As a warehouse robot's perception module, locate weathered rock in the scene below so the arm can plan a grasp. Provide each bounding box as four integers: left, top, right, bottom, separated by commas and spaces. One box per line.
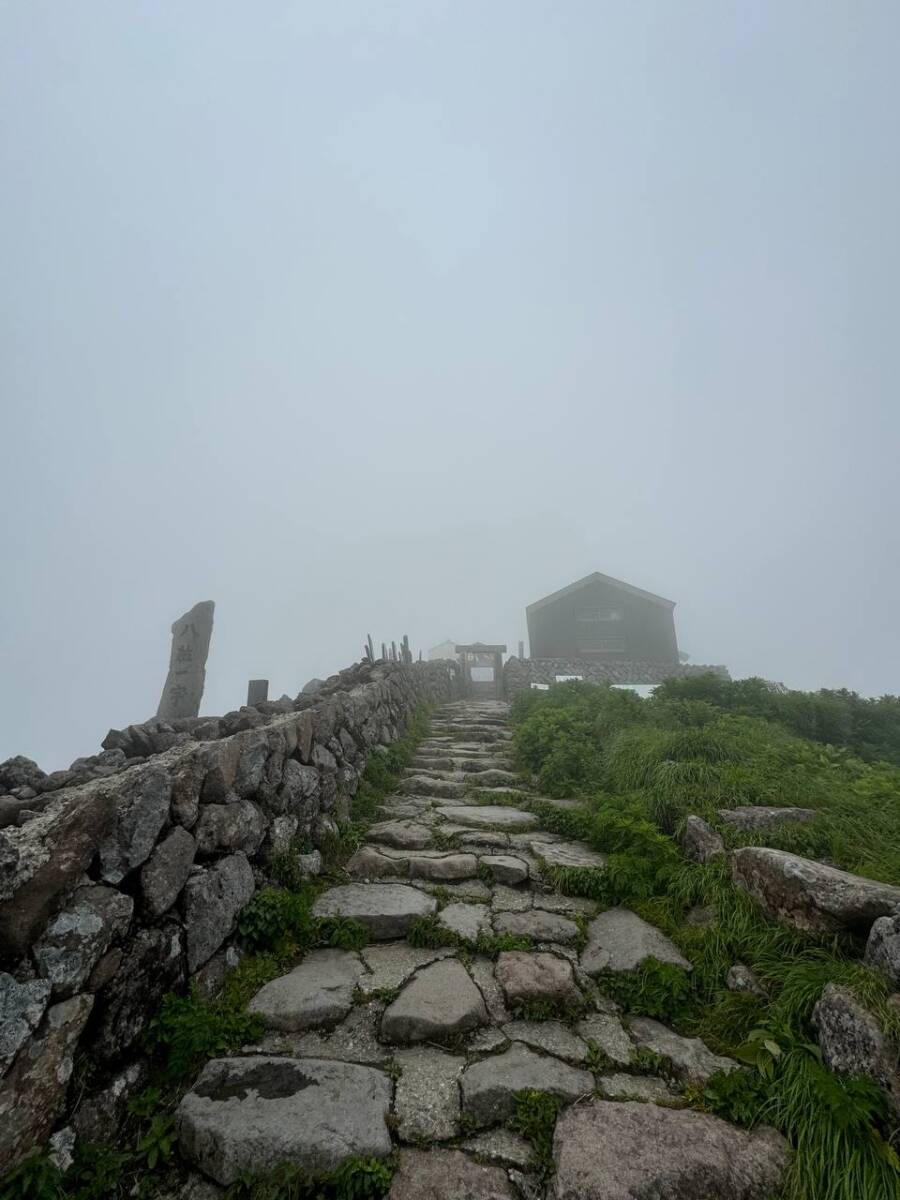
719, 805, 816, 830
572, 1013, 631, 1067
278, 759, 320, 816
435, 805, 539, 830
157, 600, 215, 720
194, 798, 266, 857
141, 827, 196, 916
183, 852, 255, 972
438, 902, 491, 942
177, 1057, 392, 1184
260, 998, 390, 1067
491, 883, 533, 913
382, 958, 488, 1043
313, 883, 436, 940
551, 1099, 789, 1199
595, 1073, 679, 1102
33, 884, 133, 997
0, 756, 46, 792
99, 765, 172, 883
358, 943, 455, 997
812, 982, 900, 1113
401, 776, 466, 799
248, 950, 363, 1031
461, 1043, 593, 1128
495, 951, 581, 1008
0, 993, 94, 1174
368, 820, 433, 850
462, 1128, 532, 1170
502, 1019, 588, 1064
865, 913, 900, 986
532, 840, 607, 871
494, 909, 580, 944
627, 1017, 739, 1084
479, 855, 528, 885
0, 973, 51, 1076
389, 1148, 515, 1200
726, 963, 766, 996
72, 1059, 148, 1144
394, 1046, 464, 1141
730, 847, 900, 934
681, 815, 725, 864
408, 852, 479, 882
581, 908, 691, 974
91, 925, 184, 1061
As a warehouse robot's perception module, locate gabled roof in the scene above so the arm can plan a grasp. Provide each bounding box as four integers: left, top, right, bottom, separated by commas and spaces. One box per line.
526, 572, 676, 614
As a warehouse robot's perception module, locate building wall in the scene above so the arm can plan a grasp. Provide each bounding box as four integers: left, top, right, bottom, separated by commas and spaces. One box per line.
527, 578, 678, 662
504, 656, 730, 697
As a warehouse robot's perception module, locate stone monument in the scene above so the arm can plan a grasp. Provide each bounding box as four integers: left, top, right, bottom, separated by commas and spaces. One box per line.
156, 601, 215, 719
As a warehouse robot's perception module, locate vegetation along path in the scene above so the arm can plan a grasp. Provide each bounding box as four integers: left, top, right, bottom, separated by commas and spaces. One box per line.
160, 685, 900, 1200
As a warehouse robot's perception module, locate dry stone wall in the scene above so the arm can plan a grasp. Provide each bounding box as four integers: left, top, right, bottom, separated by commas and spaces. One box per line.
503, 655, 730, 697
0, 658, 458, 1174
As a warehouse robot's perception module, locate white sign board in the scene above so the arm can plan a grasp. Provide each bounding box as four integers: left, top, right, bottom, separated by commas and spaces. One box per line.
554, 675, 583, 683
530, 683, 550, 690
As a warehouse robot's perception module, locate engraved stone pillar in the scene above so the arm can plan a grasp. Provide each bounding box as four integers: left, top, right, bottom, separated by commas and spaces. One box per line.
247, 679, 269, 706
156, 601, 215, 719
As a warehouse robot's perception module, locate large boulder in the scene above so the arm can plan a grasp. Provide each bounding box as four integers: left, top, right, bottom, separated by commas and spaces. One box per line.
177, 1057, 392, 1185
247, 951, 364, 1032
33, 884, 133, 997
0, 993, 94, 1174
681, 815, 725, 864
99, 764, 172, 884
494, 951, 581, 1008
141, 827, 196, 917
381, 958, 488, 1043
0, 973, 51, 1076
865, 913, 900, 986
730, 847, 900, 934
627, 1017, 739, 1084
550, 1099, 789, 1200
183, 853, 255, 972
812, 983, 900, 1115
581, 908, 691, 974
718, 806, 816, 830
312, 883, 436, 940
90, 925, 185, 1061
461, 1043, 593, 1128
0, 756, 46, 792
194, 798, 266, 857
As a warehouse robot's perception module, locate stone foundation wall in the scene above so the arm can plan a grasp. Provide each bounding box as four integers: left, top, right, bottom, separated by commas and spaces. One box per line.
0, 658, 459, 1174
503, 656, 730, 698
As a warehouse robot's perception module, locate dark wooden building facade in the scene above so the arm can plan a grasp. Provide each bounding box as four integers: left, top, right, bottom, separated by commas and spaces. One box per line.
526, 572, 679, 663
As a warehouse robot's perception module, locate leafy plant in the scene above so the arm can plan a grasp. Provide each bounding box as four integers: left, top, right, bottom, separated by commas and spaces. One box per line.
0, 1154, 64, 1200
145, 987, 265, 1083
225, 1156, 393, 1199
134, 1113, 177, 1170
508, 1090, 563, 1184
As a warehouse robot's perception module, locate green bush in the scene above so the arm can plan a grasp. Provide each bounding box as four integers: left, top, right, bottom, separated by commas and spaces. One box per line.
226, 1157, 393, 1199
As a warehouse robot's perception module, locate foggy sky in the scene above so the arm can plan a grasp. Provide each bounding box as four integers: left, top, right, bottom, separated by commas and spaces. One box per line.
2, 2, 898, 770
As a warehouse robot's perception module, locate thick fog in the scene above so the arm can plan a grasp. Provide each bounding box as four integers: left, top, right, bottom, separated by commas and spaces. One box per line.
2, 2, 898, 769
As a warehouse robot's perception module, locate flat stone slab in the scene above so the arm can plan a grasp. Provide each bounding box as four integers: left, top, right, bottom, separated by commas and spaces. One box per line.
416, 879, 493, 903
382, 958, 488, 1043
388, 1148, 515, 1199
247, 950, 363, 1032
627, 1017, 739, 1084
491, 884, 532, 913
256, 1000, 390, 1067
461, 1043, 593, 1128
495, 951, 582, 1008
469, 956, 510, 1024
502, 1019, 589, 1064
401, 777, 466, 799
438, 902, 491, 942
596, 1073, 679, 1102
534, 892, 598, 916
479, 855, 529, 885
393, 1047, 464, 1142
358, 943, 455, 997
435, 805, 539, 831
346, 845, 479, 882
458, 831, 510, 850
577, 1014, 634, 1068
177, 1057, 392, 1185
494, 908, 580, 944
551, 1098, 789, 1200
367, 820, 434, 849
581, 908, 691, 974
718, 806, 816, 830
531, 839, 607, 870
313, 883, 436, 940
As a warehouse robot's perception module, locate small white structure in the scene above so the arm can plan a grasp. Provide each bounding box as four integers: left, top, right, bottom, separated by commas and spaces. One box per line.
428, 639, 457, 661
611, 683, 658, 699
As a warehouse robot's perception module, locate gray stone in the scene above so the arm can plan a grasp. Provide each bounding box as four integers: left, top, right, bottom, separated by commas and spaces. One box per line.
491, 884, 532, 912
495, 951, 581, 1008
141, 826, 196, 916
91, 925, 184, 1061
681, 815, 725, 864
479, 855, 528, 885
467, 1027, 509, 1055
532, 892, 597, 916
459, 831, 509, 850
685, 904, 716, 927
494, 908, 580, 945
719, 805, 816, 830
502, 1020, 588, 1063
0, 993, 94, 1174
0, 973, 51, 1076
368, 820, 433, 849
183, 852, 255, 972
394, 1046, 464, 1141
157, 601, 215, 720
33, 884, 133, 997
435, 805, 539, 830
865, 913, 900, 986
382, 958, 488, 1043
461, 1043, 593, 1128
278, 760, 320, 815
730, 847, 900, 934
409, 851, 479, 882
627, 1017, 739, 1084
257, 999, 390, 1067
177, 1057, 392, 1185
420, 878, 493, 903
532, 840, 607, 870
389, 1148, 515, 1200
99, 765, 172, 883
581, 908, 691, 974
195, 798, 266, 857
463, 1129, 531, 1171
812, 982, 900, 1114
576, 1013, 634, 1068
438, 902, 491, 942
313, 883, 436, 940
358, 943, 455, 997
72, 1059, 148, 1143
248, 950, 364, 1031
551, 1099, 789, 1200
726, 963, 766, 996
0, 756, 46, 792
596, 1073, 678, 1102
469, 956, 510, 1023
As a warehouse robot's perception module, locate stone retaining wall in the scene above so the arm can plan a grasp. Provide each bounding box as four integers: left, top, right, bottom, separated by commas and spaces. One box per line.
0, 658, 459, 1174
503, 655, 730, 697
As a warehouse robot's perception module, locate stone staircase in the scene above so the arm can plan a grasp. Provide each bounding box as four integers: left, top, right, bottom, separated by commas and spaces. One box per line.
173, 701, 789, 1199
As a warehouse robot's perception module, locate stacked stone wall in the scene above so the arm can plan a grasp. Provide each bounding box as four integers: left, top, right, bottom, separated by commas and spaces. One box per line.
0, 658, 459, 1173
503, 655, 730, 697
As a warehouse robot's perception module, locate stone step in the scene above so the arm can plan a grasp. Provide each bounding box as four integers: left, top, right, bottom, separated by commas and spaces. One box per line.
312, 883, 436, 940
434, 804, 540, 831
347, 844, 480, 883
580, 908, 692, 975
